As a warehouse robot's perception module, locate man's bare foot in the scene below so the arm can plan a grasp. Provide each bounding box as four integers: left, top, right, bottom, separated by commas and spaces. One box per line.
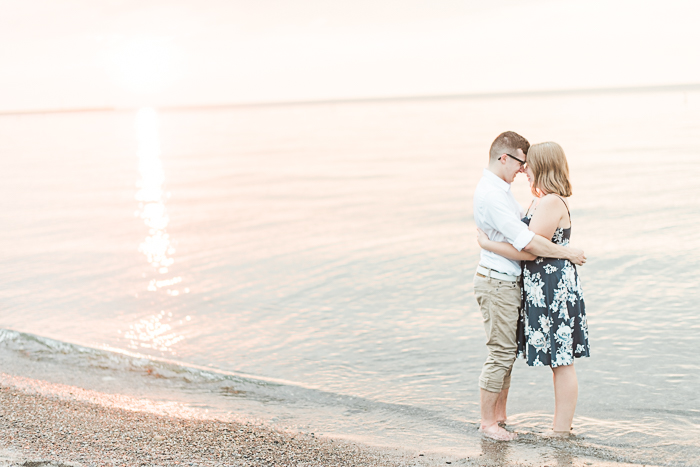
479, 423, 517, 441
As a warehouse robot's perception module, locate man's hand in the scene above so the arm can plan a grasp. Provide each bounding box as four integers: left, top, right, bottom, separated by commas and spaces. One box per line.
567, 247, 586, 266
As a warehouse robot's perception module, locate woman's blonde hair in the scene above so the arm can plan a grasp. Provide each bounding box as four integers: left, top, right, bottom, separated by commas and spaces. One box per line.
528, 142, 572, 197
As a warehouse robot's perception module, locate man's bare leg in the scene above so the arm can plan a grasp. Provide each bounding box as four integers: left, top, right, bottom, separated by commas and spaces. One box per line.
480, 389, 516, 440
495, 387, 509, 425
552, 364, 578, 433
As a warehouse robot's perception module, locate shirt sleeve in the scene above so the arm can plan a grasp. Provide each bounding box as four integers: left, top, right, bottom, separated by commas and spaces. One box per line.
482, 193, 535, 251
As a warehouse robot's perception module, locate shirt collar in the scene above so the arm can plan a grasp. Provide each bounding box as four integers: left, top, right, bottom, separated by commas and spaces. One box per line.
483, 168, 511, 192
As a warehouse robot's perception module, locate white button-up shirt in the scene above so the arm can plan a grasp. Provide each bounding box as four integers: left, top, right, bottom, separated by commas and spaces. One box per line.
473, 169, 535, 276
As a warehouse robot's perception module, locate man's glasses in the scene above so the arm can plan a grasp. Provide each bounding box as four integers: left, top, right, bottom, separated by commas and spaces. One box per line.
505, 153, 526, 168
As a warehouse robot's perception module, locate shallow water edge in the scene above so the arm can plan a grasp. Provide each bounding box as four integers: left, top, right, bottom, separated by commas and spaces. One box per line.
0, 328, 679, 467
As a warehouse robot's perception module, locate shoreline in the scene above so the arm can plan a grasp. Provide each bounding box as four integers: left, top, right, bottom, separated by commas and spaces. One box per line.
0, 377, 649, 467
0, 381, 456, 467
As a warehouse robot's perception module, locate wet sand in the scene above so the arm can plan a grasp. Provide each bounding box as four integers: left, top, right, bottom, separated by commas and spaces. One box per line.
0, 380, 647, 467
0, 382, 469, 467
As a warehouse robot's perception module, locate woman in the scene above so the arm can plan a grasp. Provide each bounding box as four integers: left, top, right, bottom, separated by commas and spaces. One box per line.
477, 141, 589, 435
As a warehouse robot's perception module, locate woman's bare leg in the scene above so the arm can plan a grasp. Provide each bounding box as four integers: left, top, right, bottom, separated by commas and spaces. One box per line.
551, 363, 578, 432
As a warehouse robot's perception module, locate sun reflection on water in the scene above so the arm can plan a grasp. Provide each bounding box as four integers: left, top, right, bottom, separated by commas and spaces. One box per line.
124, 311, 183, 352
135, 108, 174, 274
126, 107, 187, 353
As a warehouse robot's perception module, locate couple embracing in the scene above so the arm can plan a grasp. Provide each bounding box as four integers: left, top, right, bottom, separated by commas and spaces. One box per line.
473, 131, 590, 441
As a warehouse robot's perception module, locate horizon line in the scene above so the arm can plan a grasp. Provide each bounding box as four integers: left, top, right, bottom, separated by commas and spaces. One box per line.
2, 82, 699, 116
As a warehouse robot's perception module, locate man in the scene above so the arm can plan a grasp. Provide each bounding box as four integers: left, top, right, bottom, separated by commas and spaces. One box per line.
473, 131, 586, 441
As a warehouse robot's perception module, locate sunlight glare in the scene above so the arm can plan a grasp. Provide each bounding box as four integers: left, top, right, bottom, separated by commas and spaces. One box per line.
135, 107, 174, 273
124, 311, 185, 352
129, 107, 187, 354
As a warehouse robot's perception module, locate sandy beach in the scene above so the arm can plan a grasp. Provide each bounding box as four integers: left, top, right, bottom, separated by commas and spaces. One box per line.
0, 383, 403, 467
0, 382, 470, 467
0, 379, 650, 467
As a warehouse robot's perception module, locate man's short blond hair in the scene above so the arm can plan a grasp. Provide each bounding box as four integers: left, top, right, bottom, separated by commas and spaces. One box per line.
489, 131, 530, 162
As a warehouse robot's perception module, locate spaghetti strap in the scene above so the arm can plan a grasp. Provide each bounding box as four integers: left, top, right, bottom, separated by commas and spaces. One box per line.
525, 195, 570, 224
524, 199, 536, 217
553, 194, 571, 222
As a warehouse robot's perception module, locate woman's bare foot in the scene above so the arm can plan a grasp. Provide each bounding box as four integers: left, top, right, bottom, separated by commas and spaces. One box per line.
479, 423, 517, 441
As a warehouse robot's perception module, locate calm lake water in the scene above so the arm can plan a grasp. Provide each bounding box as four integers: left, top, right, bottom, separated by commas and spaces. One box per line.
1, 90, 699, 466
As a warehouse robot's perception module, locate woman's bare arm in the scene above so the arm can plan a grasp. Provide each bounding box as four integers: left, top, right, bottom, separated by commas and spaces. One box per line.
477, 229, 537, 261
527, 194, 567, 239
521, 195, 586, 265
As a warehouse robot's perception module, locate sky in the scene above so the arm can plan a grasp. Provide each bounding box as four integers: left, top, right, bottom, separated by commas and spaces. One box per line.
1, 0, 700, 111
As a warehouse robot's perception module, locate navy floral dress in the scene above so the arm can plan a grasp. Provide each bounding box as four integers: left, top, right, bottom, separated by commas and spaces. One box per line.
516, 199, 590, 367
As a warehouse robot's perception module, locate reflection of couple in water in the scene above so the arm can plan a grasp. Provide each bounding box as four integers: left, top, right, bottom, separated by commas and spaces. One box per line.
473, 131, 590, 441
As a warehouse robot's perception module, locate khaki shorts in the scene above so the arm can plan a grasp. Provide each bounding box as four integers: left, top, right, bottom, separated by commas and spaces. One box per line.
473, 273, 521, 393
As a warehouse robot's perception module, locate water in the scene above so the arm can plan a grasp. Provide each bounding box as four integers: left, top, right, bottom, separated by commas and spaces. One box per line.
1, 90, 699, 466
